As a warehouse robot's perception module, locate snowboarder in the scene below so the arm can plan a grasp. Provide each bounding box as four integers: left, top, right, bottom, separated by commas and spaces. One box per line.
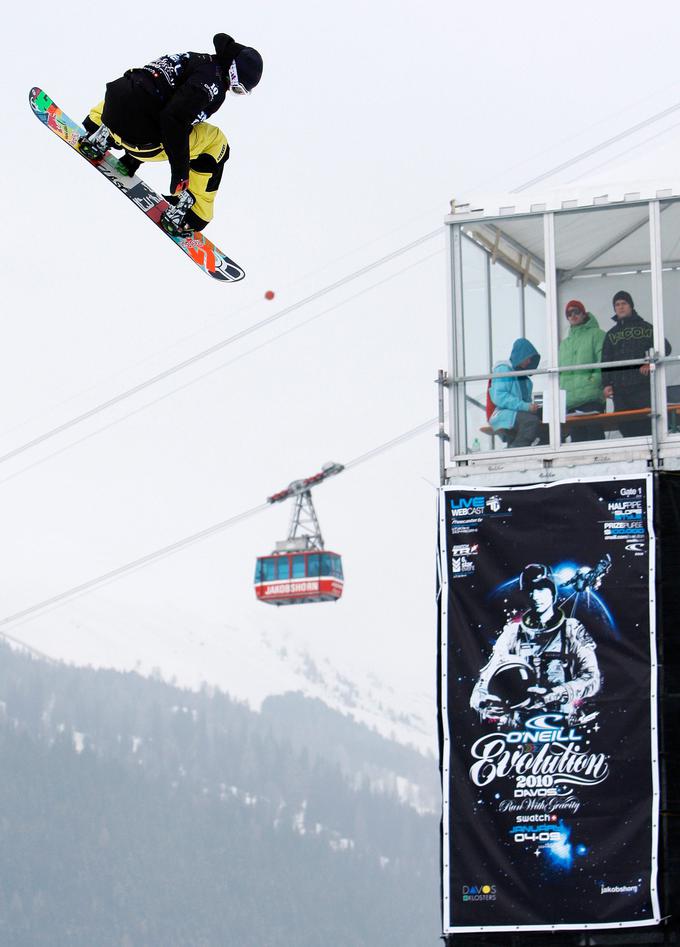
78, 34, 263, 235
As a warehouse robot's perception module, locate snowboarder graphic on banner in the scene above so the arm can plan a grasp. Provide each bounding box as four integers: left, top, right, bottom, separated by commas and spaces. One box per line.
78, 34, 263, 235
470, 563, 601, 727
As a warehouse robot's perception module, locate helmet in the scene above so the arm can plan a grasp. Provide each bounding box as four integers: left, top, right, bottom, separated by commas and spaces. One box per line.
486, 661, 537, 710
213, 34, 263, 93
519, 563, 556, 599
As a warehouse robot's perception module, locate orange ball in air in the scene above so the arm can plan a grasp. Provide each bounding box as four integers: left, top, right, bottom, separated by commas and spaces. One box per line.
264, 290, 275, 300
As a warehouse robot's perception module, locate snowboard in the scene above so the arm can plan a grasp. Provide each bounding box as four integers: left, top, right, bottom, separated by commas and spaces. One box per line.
29, 87, 245, 283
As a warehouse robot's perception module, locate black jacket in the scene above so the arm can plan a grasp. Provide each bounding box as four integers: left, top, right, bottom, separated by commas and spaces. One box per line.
601, 311, 671, 393
123, 52, 228, 188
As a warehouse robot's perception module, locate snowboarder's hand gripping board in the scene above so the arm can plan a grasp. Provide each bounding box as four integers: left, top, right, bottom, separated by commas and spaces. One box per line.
28, 87, 245, 283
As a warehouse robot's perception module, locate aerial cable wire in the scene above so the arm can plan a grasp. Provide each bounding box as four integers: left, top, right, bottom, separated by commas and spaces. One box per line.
0, 228, 439, 446
465, 79, 680, 197
564, 117, 680, 186
344, 418, 438, 470
0, 414, 442, 644
10, 86, 655, 446
0, 502, 269, 636
4, 92, 679, 666
7, 96, 680, 650
6, 100, 680, 639
0, 229, 442, 469
17, 81, 667, 447
5, 98, 680, 646
5, 96, 680, 468
512, 100, 680, 193
0, 628, 54, 662
0, 248, 444, 487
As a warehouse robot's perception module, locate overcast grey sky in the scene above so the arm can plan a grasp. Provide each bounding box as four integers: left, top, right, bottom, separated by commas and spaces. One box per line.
3, 0, 680, 719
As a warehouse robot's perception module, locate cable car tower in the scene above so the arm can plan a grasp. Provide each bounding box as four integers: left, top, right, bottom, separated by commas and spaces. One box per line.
254, 462, 345, 606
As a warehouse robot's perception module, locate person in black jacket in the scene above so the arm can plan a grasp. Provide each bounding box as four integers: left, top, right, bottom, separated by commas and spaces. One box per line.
601, 290, 671, 436
78, 34, 263, 234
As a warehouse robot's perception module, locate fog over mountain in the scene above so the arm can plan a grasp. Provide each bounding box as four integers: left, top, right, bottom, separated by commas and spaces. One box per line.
0, 639, 440, 946
9, 592, 437, 755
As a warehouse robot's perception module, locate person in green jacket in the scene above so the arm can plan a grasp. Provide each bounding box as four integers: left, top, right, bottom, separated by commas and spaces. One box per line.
558, 299, 606, 442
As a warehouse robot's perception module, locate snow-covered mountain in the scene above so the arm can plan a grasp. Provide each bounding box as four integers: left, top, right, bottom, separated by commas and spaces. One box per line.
0, 640, 441, 946
6, 592, 437, 757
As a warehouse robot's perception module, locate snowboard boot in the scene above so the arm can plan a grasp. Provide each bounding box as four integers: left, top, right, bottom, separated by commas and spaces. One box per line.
116, 152, 142, 177
163, 195, 209, 233
161, 190, 198, 237
78, 121, 113, 161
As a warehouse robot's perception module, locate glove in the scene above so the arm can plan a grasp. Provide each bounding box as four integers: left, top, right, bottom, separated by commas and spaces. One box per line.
171, 177, 190, 195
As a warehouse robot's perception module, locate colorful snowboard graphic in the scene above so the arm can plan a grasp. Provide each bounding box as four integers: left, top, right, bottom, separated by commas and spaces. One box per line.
29, 87, 245, 283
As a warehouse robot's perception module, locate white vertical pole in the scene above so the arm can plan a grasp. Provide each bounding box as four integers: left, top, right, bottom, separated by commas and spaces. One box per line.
649, 200, 667, 448
543, 212, 561, 449
449, 223, 467, 456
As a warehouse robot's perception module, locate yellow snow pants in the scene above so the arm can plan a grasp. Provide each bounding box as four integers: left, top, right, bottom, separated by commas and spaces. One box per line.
88, 101, 229, 225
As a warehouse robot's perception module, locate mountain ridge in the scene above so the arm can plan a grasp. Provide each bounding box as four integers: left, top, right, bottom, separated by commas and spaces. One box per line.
0, 638, 440, 946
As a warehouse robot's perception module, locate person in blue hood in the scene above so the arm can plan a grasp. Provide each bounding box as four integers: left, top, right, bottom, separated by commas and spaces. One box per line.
489, 338, 543, 447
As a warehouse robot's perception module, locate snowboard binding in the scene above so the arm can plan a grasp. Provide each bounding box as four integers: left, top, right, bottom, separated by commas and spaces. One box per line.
78, 122, 113, 161
161, 190, 196, 237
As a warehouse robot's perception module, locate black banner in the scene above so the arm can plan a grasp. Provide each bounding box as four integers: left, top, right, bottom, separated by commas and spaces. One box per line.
438, 475, 660, 933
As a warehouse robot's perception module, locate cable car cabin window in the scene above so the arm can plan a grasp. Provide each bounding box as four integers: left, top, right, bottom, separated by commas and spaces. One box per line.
307, 554, 320, 576
322, 553, 343, 578
255, 558, 276, 581
292, 556, 305, 578
277, 556, 290, 579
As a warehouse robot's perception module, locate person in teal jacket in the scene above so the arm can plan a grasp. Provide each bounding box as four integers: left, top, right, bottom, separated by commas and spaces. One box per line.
489, 338, 542, 447
558, 300, 606, 442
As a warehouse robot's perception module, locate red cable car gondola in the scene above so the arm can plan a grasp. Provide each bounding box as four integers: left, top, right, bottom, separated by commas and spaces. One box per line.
254, 462, 344, 606
254, 548, 344, 605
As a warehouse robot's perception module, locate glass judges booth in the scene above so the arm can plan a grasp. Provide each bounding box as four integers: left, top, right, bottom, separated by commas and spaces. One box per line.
445, 187, 680, 469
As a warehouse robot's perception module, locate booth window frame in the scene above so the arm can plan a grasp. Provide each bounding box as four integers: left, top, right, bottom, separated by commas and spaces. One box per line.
446, 196, 680, 460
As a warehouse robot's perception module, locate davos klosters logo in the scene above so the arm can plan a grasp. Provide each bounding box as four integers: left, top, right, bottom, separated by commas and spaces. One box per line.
462, 883, 496, 902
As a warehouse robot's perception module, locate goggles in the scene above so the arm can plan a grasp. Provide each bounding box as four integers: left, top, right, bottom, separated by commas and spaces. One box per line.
228, 60, 250, 95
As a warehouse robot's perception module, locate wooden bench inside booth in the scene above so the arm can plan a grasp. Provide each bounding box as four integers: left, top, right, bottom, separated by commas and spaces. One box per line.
478, 404, 680, 441
564, 403, 680, 434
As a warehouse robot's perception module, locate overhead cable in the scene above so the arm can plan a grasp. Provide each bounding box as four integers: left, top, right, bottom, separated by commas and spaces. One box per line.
0, 415, 440, 640
0, 249, 444, 488
512, 100, 680, 193
7, 94, 680, 470
0, 502, 269, 634
0, 229, 442, 469
564, 117, 680, 185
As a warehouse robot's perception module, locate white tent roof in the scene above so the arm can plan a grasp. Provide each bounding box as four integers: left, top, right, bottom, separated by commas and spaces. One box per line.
448, 181, 680, 283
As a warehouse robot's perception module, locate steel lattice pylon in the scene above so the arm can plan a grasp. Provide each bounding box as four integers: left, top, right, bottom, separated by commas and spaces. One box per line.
286, 488, 324, 549
267, 462, 344, 553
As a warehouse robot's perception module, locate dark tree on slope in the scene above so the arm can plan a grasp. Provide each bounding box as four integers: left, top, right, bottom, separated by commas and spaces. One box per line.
0, 643, 439, 946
